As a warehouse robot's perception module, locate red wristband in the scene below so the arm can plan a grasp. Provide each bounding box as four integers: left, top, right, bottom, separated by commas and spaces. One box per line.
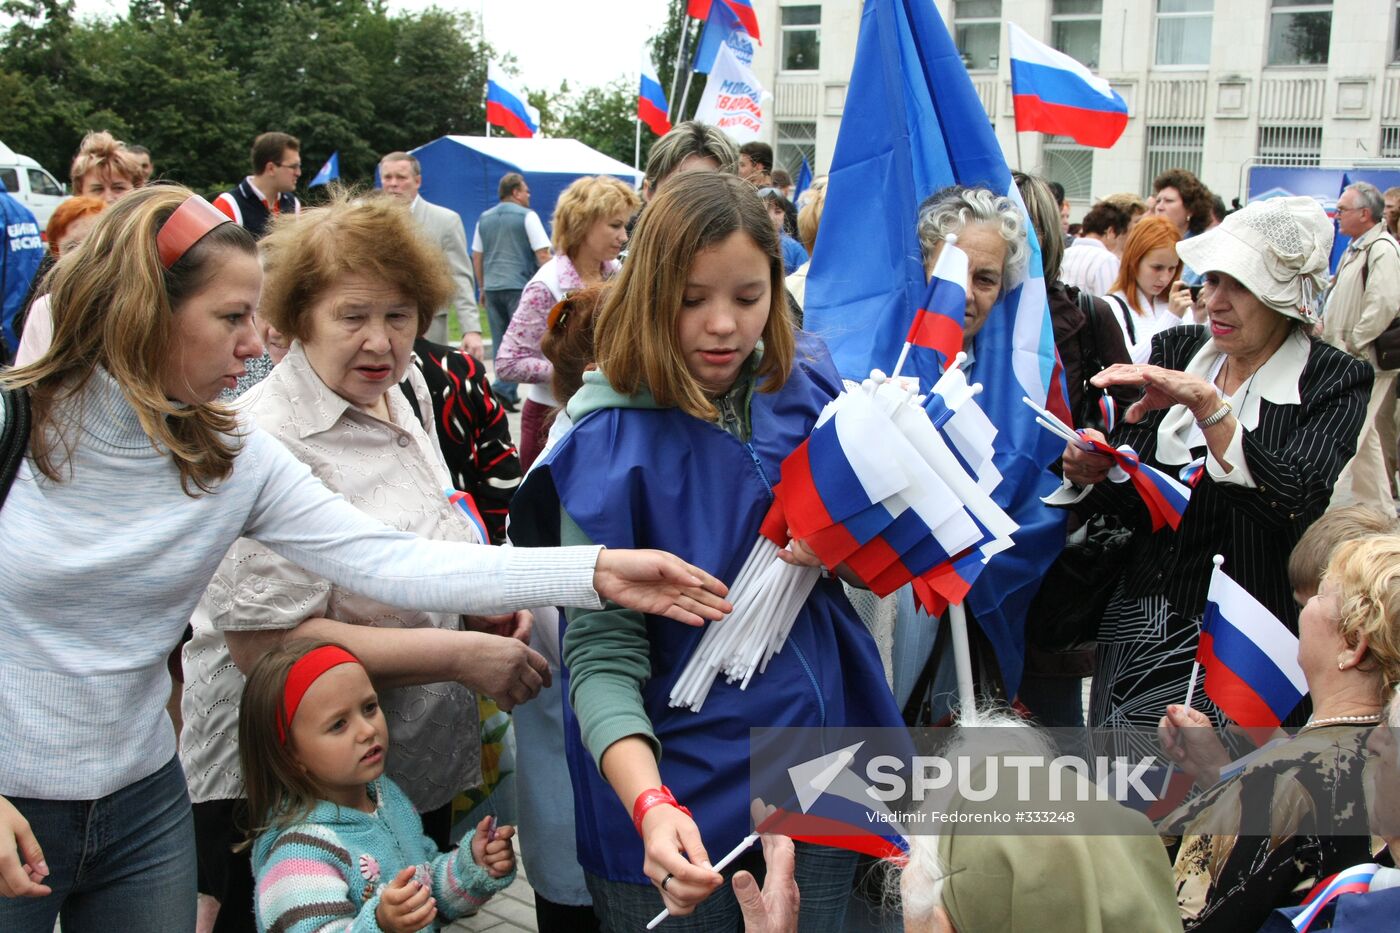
632, 785, 692, 837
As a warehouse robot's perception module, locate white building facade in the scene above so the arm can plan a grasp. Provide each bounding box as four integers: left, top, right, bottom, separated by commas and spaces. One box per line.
748, 0, 1400, 216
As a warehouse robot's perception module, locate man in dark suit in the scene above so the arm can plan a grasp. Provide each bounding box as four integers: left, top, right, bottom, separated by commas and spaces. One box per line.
379, 151, 483, 360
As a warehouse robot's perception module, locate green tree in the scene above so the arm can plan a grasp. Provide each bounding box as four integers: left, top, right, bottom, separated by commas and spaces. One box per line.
244, 4, 376, 181
558, 80, 646, 167
67, 13, 249, 192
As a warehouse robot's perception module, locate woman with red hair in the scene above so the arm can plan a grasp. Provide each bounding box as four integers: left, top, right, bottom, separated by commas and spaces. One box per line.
1104, 215, 1183, 363
13, 198, 107, 366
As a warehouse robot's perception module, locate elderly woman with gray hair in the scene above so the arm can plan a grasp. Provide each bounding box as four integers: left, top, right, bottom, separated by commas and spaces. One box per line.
1057, 196, 1371, 757
889, 187, 1031, 715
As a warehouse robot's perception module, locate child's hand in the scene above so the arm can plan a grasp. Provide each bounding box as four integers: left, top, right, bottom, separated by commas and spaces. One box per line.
375, 866, 437, 933
640, 806, 722, 916
470, 815, 517, 879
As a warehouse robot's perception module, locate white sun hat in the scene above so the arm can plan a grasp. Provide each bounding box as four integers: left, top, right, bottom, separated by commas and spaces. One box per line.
1175, 195, 1333, 325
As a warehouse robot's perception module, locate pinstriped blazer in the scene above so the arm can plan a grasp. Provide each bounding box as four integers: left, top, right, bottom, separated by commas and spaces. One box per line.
1078, 325, 1371, 629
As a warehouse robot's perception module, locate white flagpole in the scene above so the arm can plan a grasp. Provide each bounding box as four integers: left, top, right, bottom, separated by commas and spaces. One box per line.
635, 63, 643, 172
677, 64, 698, 122
667, 5, 693, 124
1159, 554, 1219, 798
646, 833, 761, 929
948, 601, 976, 718
1157, 659, 1201, 799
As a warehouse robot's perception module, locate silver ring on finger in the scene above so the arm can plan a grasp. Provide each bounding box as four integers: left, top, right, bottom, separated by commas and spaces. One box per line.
662, 872, 674, 891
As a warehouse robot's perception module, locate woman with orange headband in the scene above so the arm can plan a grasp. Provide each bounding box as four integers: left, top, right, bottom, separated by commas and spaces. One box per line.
0, 185, 730, 933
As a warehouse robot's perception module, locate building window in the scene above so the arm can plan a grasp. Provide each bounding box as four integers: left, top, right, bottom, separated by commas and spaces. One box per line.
1393, 0, 1400, 62
1051, 0, 1102, 69
1155, 0, 1213, 67
954, 0, 1001, 72
776, 121, 817, 175
1042, 136, 1093, 207
781, 5, 821, 71
1267, 0, 1331, 66
1142, 125, 1205, 192
1381, 125, 1400, 158
1257, 125, 1323, 165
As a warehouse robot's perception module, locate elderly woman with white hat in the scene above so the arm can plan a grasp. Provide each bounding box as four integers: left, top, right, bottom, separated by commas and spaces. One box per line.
1059, 196, 1372, 755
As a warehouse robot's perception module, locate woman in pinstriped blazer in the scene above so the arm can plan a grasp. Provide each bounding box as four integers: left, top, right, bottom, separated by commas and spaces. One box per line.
1056, 197, 1371, 757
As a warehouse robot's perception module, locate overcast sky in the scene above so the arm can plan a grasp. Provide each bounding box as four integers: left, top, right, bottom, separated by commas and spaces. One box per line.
64, 0, 671, 93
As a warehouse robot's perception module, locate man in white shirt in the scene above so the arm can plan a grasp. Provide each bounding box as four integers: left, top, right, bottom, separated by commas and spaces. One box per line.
1060, 200, 1131, 296
380, 152, 483, 359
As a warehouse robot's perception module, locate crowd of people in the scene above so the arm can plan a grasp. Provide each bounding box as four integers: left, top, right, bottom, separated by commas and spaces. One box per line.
0, 119, 1398, 933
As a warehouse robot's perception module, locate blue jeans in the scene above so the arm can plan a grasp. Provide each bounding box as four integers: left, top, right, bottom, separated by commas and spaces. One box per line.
0, 756, 196, 933
484, 288, 523, 403
585, 841, 856, 932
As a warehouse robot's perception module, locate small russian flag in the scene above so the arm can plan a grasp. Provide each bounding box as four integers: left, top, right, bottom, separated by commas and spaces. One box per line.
905, 238, 968, 374
1007, 22, 1128, 149
638, 63, 672, 137
447, 489, 489, 544
1198, 557, 1308, 730
1291, 863, 1381, 932
486, 63, 540, 139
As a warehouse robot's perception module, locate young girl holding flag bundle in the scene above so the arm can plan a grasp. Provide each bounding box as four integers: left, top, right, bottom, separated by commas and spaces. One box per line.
509, 171, 904, 930
239, 642, 516, 933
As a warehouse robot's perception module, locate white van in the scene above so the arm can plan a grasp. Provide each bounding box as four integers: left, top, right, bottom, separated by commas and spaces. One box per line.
0, 140, 66, 229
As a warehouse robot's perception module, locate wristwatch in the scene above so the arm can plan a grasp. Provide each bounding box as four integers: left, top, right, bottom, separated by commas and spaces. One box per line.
1196, 400, 1232, 428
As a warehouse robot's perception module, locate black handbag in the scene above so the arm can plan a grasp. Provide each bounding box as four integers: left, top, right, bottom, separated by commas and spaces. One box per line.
0, 385, 30, 506
1025, 515, 1132, 651
1024, 290, 1133, 652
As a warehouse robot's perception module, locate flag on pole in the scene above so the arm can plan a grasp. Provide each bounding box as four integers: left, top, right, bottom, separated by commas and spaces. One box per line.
1007, 22, 1128, 148
692, 44, 766, 143
686, 0, 712, 18
754, 742, 910, 861
718, 0, 760, 40
1198, 559, 1308, 729
801, 0, 1068, 695
486, 63, 540, 138
639, 63, 672, 136
307, 151, 339, 188
794, 156, 813, 203
693, 0, 756, 73
904, 239, 969, 373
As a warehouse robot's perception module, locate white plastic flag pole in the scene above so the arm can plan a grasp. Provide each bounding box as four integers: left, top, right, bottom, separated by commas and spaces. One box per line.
646, 832, 761, 929
948, 601, 977, 717
1158, 659, 1201, 799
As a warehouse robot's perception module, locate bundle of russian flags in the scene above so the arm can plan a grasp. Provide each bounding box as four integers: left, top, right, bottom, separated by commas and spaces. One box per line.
670, 342, 1017, 712
1024, 396, 1191, 532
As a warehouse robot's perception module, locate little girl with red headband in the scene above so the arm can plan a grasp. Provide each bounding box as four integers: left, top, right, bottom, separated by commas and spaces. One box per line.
239, 642, 516, 933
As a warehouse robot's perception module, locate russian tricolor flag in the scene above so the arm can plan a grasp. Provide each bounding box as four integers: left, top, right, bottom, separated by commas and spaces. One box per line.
486, 63, 540, 139
1291, 864, 1381, 932
1198, 558, 1307, 730
754, 742, 909, 862
1007, 22, 1127, 149
905, 238, 968, 374
638, 64, 671, 137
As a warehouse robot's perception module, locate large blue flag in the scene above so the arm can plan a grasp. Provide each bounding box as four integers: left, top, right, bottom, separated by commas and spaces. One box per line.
803, 0, 1067, 695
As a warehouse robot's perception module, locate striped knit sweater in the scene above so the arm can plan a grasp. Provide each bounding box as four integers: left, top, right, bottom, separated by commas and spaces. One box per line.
252, 777, 513, 932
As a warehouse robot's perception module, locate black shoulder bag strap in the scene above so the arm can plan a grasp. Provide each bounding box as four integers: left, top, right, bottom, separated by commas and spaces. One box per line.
1074, 289, 1106, 429
1106, 294, 1136, 345
0, 386, 32, 508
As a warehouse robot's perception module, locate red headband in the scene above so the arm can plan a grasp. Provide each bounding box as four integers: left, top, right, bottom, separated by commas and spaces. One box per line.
278, 645, 361, 744
156, 195, 232, 270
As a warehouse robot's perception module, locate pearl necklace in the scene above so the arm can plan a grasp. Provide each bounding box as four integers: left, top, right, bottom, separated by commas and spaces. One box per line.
1302, 713, 1383, 729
